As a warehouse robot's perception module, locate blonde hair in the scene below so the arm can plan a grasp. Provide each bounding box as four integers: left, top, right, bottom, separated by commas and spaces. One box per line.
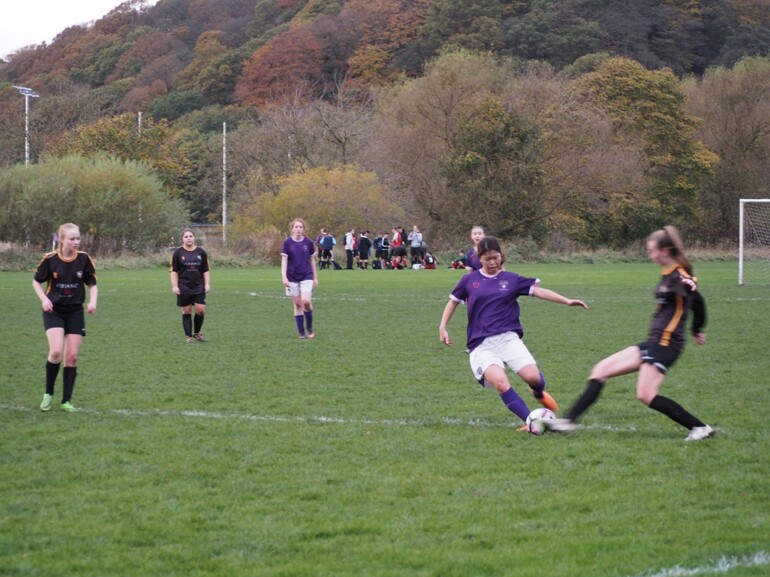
58, 223, 80, 241
649, 225, 692, 274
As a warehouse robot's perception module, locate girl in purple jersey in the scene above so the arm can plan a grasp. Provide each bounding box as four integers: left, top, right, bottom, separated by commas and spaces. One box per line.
281, 218, 318, 339
33, 223, 98, 412
545, 226, 713, 441
464, 226, 485, 271
439, 236, 588, 428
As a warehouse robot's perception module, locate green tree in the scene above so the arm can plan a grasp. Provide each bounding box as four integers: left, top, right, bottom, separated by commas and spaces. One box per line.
0, 155, 187, 252
576, 57, 718, 234
147, 90, 209, 121
49, 113, 200, 201
444, 96, 544, 239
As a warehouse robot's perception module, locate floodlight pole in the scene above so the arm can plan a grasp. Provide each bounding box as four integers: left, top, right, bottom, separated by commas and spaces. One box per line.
222, 122, 227, 248
12, 85, 40, 165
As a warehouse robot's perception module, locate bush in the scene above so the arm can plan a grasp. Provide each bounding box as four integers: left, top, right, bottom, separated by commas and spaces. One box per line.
0, 155, 189, 254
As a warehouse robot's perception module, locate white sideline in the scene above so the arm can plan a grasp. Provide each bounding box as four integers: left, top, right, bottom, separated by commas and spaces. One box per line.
629, 551, 770, 577
0, 403, 637, 431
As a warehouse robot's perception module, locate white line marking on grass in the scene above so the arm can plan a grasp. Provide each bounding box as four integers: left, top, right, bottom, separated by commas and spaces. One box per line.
629, 551, 770, 577
1, 403, 637, 432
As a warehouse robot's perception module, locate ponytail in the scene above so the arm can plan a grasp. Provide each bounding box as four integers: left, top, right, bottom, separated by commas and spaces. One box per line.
649, 226, 692, 274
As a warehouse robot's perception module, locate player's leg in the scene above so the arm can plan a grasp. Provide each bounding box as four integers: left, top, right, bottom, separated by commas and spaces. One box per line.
61, 332, 83, 410
300, 281, 314, 338
638, 348, 713, 440
193, 299, 206, 341
41, 325, 65, 411
545, 345, 642, 432
518, 365, 559, 412
179, 299, 193, 342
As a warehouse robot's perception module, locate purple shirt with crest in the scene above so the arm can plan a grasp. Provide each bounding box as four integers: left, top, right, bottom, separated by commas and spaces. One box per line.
450, 270, 539, 351
281, 236, 316, 282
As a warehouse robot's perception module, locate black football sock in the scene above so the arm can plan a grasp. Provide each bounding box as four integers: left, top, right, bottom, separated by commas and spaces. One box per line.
194, 314, 204, 334
649, 395, 705, 429
45, 361, 61, 395
182, 313, 192, 337
62, 367, 77, 403
565, 379, 605, 422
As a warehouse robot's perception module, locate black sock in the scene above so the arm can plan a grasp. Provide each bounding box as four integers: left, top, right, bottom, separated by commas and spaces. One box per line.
62, 366, 77, 403
45, 361, 60, 395
649, 395, 705, 429
182, 313, 192, 337
566, 379, 605, 422
194, 314, 204, 334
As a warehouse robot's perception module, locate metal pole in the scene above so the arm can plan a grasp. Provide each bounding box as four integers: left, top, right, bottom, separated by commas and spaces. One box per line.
738, 199, 745, 286
222, 122, 227, 248
12, 86, 40, 165
24, 94, 30, 165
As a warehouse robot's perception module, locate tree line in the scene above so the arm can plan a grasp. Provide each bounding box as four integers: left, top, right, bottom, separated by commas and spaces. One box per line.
0, 0, 768, 252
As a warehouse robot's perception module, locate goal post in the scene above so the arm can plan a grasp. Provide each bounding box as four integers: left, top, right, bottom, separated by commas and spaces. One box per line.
738, 199, 770, 285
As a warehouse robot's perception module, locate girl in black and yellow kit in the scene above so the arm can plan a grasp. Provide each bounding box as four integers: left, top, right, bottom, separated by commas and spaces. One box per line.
545, 226, 714, 441
32, 223, 98, 412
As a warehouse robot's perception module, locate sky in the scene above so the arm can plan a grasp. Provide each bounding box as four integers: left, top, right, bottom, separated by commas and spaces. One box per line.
1, 0, 160, 60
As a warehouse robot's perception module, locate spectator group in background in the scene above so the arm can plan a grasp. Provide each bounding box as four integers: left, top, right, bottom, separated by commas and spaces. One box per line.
315, 225, 438, 270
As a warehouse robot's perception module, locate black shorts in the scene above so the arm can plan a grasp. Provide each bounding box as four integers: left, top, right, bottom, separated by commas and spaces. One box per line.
321, 249, 332, 259
43, 307, 86, 336
639, 341, 682, 374
177, 292, 206, 307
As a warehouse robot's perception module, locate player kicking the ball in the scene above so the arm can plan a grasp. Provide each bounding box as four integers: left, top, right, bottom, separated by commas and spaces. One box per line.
544, 226, 714, 441
439, 236, 588, 428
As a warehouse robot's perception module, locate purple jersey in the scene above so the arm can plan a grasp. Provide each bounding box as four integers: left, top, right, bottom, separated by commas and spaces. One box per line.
281, 236, 316, 282
450, 270, 539, 351
465, 247, 481, 271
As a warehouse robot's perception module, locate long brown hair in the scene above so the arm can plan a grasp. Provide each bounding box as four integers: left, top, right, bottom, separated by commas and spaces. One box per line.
649, 225, 692, 274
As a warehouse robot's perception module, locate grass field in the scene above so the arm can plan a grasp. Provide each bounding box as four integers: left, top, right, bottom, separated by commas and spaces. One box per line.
1, 261, 768, 577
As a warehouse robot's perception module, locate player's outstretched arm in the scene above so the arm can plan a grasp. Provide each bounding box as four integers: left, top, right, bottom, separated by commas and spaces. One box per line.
532, 286, 589, 310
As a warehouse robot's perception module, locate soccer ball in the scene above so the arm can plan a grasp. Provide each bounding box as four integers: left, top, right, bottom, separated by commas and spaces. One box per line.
526, 408, 556, 436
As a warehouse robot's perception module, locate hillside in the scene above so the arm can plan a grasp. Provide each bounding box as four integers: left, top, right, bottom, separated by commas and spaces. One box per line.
2, 0, 768, 111
0, 0, 769, 251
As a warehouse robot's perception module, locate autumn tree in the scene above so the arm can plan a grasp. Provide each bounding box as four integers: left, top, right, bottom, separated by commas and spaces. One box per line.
682, 56, 770, 241
233, 165, 403, 241
48, 114, 210, 217
235, 23, 327, 106
371, 50, 507, 242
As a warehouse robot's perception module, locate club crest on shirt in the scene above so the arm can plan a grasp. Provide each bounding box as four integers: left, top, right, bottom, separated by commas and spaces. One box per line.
76, 271, 83, 278
498, 280, 509, 291
472, 282, 480, 289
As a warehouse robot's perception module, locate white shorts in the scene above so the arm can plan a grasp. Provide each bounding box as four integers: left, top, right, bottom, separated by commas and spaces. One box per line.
469, 332, 536, 387
286, 280, 314, 297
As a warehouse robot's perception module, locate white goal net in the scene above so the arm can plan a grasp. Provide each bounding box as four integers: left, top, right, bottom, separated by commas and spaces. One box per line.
739, 199, 770, 285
